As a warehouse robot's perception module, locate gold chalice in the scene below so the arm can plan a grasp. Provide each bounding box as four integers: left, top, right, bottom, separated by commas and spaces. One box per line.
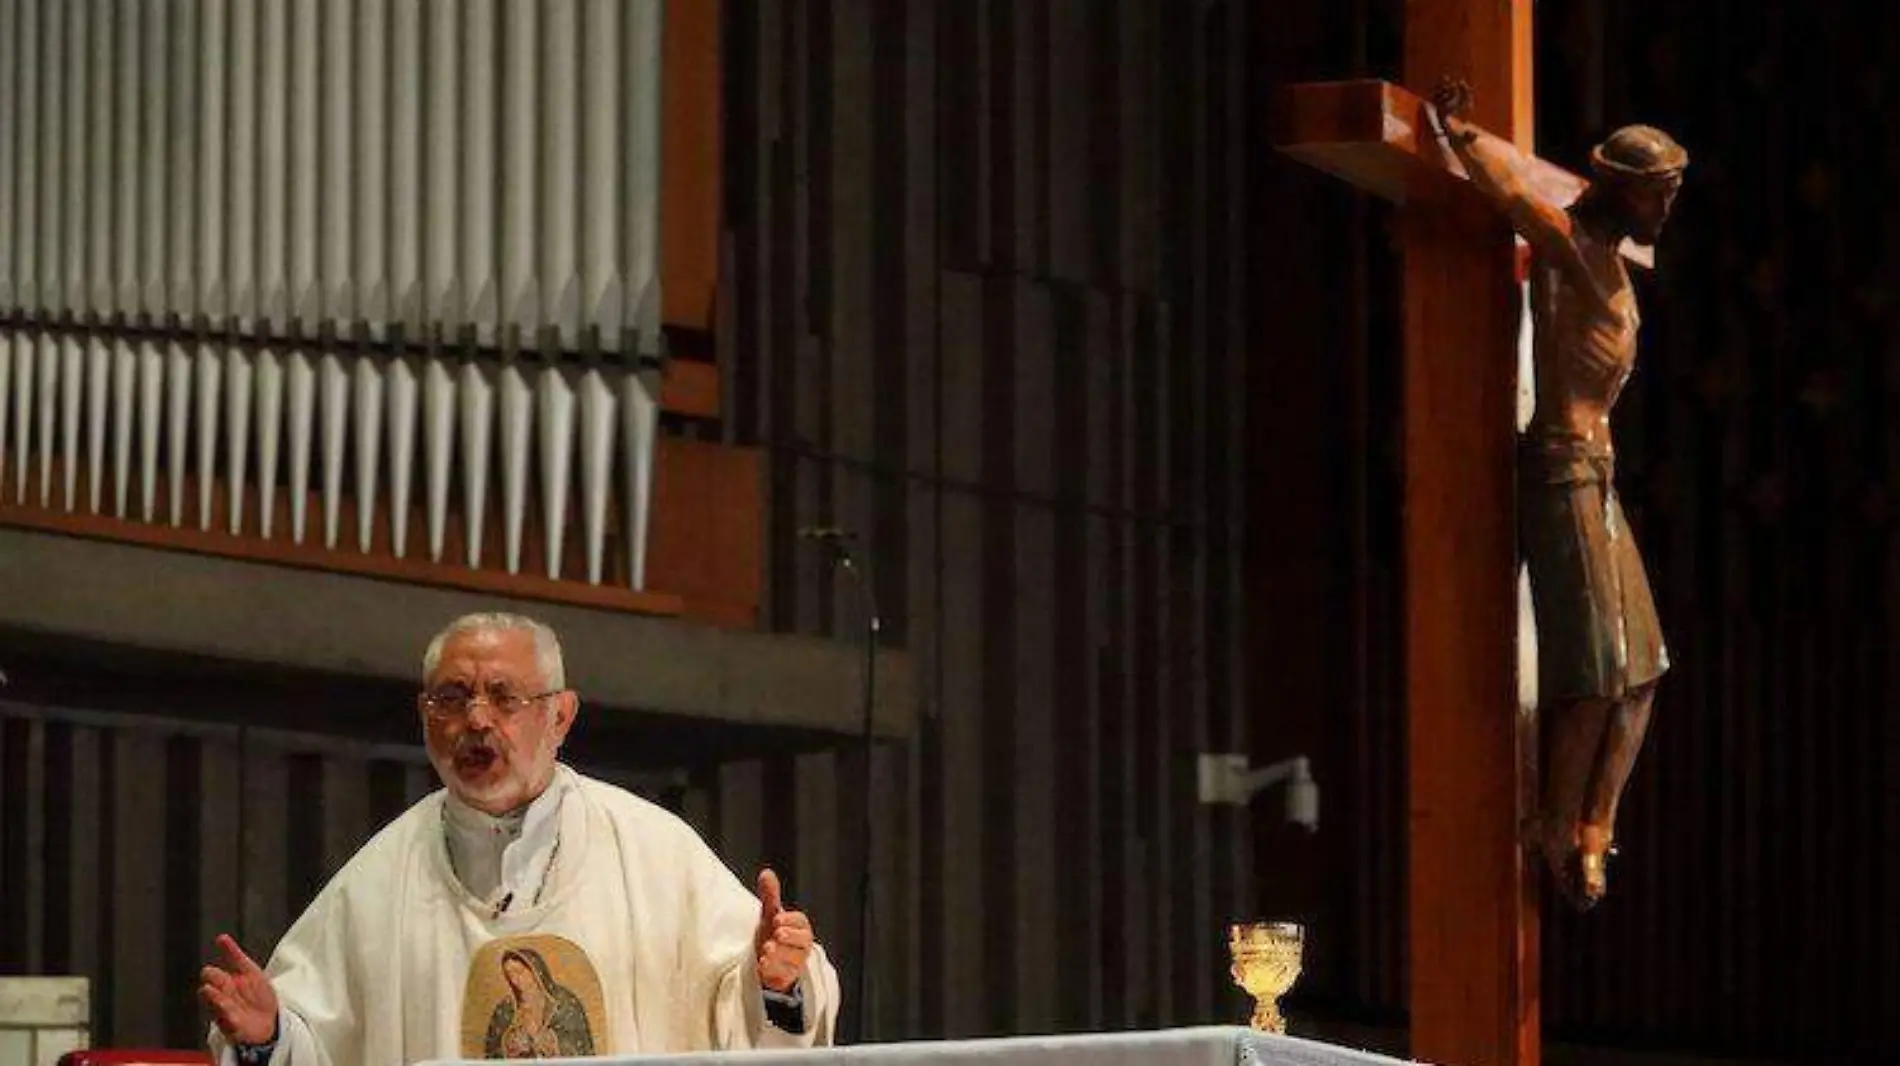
1228, 921, 1304, 1034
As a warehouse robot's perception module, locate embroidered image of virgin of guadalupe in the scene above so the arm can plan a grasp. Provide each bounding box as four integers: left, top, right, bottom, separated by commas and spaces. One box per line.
483, 947, 597, 1058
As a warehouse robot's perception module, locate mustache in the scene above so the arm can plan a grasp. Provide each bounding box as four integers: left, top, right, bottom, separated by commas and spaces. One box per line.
453, 734, 504, 757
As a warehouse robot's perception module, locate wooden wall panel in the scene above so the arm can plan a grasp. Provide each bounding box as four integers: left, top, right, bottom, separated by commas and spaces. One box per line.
107, 729, 166, 1046
720, 0, 1264, 1042
661, 0, 721, 331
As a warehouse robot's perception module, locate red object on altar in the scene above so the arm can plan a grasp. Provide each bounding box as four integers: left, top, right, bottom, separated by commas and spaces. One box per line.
57, 1053, 212, 1065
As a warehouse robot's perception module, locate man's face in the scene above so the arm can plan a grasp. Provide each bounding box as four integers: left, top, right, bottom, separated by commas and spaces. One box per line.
1616, 175, 1681, 245
420, 628, 576, 814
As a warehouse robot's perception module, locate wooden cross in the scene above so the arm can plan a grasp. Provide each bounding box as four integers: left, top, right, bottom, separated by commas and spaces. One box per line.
1266, 4, 1645, 1065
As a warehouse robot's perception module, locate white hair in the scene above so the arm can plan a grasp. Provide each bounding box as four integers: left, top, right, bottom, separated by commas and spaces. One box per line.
421, 611, 567, 690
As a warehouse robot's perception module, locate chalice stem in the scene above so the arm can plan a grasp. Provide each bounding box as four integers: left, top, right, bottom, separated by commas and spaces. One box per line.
1251, 998, 1284, 1034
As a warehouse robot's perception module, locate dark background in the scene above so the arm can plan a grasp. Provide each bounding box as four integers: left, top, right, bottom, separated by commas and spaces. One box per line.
1255, 1, 1899, 1062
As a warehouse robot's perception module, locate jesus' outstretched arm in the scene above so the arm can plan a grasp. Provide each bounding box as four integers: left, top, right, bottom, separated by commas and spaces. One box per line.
1426, 78, 1594, 292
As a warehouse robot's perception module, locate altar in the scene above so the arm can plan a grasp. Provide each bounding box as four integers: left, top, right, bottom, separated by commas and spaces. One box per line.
418, 1026, 1420, 1066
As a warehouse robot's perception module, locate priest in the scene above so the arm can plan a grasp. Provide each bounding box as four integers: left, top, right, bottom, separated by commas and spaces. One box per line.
198, 611, 841, 1064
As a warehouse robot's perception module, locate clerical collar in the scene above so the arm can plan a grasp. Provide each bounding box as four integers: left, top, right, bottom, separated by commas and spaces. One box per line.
441, 771, 568, 914
443, 783, 542, 837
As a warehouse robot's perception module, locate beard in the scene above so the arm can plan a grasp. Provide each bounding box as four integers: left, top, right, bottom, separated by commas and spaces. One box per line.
432, 720, 559, 814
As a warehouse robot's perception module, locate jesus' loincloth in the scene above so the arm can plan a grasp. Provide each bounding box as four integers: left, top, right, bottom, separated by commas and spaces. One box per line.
1518, 435, 1670, 703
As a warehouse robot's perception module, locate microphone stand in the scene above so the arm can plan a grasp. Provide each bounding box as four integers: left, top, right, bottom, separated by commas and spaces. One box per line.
809, 532, 880, 1042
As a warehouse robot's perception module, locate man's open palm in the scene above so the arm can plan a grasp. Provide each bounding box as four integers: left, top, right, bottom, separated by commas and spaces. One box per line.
200, 934, 279, 1046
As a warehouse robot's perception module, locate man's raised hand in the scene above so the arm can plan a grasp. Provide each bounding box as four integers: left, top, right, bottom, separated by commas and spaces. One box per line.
753, 868, 814, 993
199, 934, 279, 1047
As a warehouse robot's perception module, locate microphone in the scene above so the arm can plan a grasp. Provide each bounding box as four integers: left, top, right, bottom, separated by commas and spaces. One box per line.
804, 525, 880, 1042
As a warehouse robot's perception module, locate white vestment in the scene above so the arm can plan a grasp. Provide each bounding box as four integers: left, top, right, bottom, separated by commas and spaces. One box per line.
209, 764, 839, 1064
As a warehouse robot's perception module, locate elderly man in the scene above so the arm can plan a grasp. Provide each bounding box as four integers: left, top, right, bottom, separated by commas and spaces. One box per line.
198, 611, 839, 1063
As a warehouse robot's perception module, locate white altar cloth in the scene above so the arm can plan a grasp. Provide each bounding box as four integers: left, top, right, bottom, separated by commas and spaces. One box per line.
419, 1025, 1419, 1066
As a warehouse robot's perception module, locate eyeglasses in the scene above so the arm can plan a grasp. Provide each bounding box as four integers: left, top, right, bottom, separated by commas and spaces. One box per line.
419, 688, 563, 722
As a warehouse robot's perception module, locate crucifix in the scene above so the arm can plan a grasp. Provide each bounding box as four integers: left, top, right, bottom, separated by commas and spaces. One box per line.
1271, 3, 1685, 1065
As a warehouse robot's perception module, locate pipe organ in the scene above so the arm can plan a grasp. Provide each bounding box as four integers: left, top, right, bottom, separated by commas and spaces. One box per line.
0, 0, 674, 592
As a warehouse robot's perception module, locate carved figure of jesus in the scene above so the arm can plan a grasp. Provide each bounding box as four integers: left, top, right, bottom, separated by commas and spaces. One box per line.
1430, 79, 1687, 910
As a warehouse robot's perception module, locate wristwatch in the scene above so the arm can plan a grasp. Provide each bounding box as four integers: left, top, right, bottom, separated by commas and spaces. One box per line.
234, 1016, 280, 1066
761, 980, 807, 1033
